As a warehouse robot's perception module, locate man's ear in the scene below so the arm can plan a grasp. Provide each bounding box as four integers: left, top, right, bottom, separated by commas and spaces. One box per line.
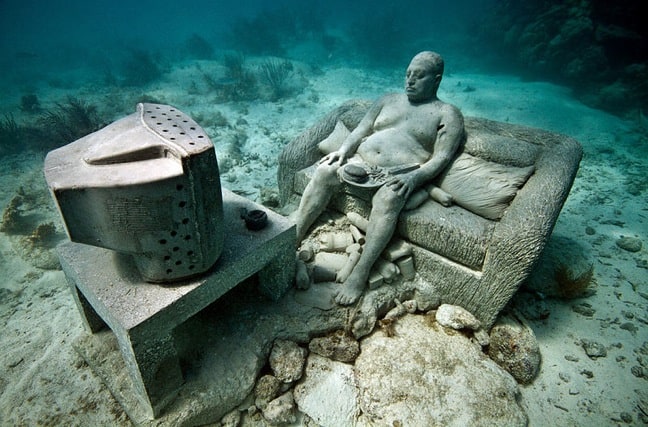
435, 74, 442, 85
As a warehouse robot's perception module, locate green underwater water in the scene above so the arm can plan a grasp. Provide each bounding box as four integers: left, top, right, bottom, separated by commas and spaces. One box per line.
0, 0, 647, 425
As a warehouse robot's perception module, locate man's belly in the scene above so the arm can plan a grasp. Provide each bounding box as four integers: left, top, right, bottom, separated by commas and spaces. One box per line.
356, 131, 431, 167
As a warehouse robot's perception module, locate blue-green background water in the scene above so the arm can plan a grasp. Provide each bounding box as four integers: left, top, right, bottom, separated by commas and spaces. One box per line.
0, 0, 646, 425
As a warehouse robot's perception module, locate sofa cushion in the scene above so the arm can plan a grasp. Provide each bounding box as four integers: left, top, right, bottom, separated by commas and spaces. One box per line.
318, 120, 350, 154
435, 153, 535, 220
398, 200, 495, 270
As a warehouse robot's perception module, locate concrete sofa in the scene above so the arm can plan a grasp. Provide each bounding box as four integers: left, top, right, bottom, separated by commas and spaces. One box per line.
278, 100, 582, 327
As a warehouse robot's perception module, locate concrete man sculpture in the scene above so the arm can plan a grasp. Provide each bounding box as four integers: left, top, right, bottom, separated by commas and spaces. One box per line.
293, 51, 465, 304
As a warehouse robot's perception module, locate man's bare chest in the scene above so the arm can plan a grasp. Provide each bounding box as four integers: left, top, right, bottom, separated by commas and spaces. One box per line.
374, 105, 440, 139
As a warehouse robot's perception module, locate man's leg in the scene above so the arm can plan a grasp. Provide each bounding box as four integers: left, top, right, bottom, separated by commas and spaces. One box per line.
335, 185, 406, 305
294, 162, 341, 244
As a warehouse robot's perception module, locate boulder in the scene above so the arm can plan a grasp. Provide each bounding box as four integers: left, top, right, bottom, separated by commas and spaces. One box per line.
354, 314, 527, 426
294, 354, 359, 426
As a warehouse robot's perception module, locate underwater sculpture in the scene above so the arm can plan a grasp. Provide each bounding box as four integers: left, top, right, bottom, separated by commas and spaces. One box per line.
292, 51, 465, 305
280, 53, 583, 328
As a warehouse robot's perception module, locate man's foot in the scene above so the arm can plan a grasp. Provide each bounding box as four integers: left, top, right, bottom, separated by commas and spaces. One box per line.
334, 273, 365, 305
295, 259, 311, 290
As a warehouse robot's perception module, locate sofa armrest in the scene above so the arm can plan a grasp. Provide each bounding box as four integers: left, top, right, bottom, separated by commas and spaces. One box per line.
463, 124, 583, 326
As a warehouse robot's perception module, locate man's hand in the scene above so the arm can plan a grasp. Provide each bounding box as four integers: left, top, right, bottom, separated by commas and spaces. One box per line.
320, 149, 347, 166
386, 172, 419, 198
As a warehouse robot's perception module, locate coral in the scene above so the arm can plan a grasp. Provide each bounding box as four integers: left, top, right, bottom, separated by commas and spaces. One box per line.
120, 49, 163, 87
0, 195, 25, 233
259, 59, 294, 101
20, 94, 41, 113
203, 53, 258, 102
23, 222, 58, 248
0, 114, 23, 153
555, 263, 595, 299
37, 97, 104, 148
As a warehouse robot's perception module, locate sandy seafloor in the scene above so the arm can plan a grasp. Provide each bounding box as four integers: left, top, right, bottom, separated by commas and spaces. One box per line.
0, 52, 647, 426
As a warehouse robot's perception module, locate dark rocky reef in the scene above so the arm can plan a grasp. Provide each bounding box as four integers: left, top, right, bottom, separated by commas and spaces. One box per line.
478, 0, 647, 115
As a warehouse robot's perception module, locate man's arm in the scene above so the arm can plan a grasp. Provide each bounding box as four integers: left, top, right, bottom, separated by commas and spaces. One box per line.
416, 104, 464, 185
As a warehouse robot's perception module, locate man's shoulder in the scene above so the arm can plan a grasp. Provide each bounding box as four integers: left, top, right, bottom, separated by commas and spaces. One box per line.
437, 100, 464, 120
378, 92, 403, 103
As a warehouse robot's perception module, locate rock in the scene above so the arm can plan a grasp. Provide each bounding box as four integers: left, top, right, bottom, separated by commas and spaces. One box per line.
294, 354, 359, 426
582, 340, 607, 359
262, 391, 296, 425
473, 328, 490, 347
435, 304, 481, 330
488, 314, 541, 384
616, 236, 642, 253
354, 313, 527, 426
220, 409, 241, 427
308, 330, 360, 363
254, 374, 282, 409
269, 340, 307, 383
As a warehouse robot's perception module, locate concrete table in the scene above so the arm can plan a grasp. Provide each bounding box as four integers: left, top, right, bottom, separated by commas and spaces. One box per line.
58, 189, 295, 419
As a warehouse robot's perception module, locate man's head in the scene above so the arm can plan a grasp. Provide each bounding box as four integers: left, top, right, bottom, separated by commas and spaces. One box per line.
405, 51, 444, 102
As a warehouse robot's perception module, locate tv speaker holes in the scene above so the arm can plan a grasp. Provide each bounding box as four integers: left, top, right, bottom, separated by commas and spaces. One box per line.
176, 184, 184, 191
166, 268, 173, 274
184, 235, 192, 241
159, 239, 167, 245
182, 218, 189, 225
170, 230, 177, 237
164, 255, 171, 261
179, 201, 187, 208
173, 246, 180, 252
188, 265, 195, 270
175, 260, 182, 266
187, 250, 194, 256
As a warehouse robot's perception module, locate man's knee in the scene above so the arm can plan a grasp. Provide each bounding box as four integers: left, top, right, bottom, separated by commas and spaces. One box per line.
372, 186, 406, 214
312, 162, 341, 188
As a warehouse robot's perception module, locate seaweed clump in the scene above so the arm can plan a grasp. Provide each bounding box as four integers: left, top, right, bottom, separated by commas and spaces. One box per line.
554, 263, 595, 299
259, 59, 294, 101
120, 49, 163, 87
203, 53, 259, 102
37, 97, 104, 148
0, 114, 24, 154
20, 94, 41, 113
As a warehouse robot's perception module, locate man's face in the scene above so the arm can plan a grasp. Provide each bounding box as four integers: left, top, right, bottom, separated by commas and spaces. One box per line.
405, 59, 439, 102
